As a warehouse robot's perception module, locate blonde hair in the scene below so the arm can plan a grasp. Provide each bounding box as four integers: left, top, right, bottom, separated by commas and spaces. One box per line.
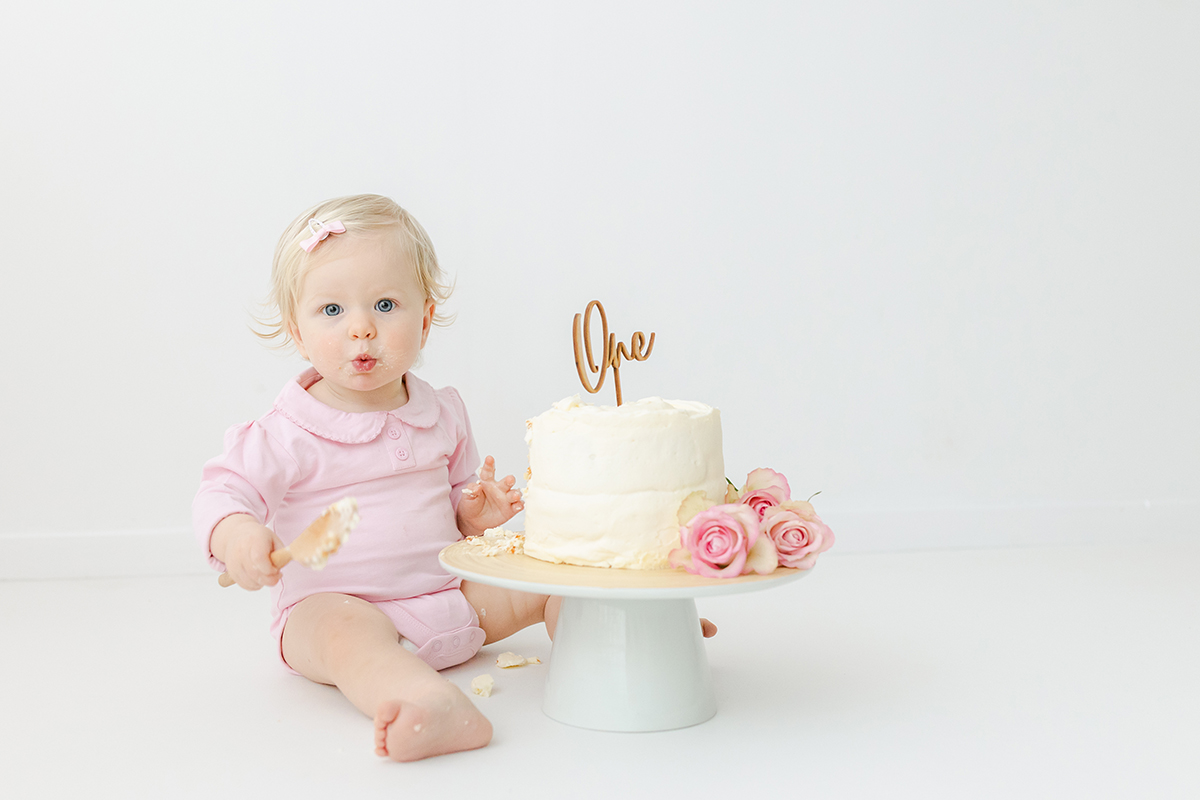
254, 194, 454, 347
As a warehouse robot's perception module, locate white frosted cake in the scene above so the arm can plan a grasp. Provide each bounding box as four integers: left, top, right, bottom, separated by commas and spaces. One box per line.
522, 395, 726, 569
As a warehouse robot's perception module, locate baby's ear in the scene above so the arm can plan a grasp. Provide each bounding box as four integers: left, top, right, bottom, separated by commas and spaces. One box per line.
420, 301, 435, 348
287, 322, 309, 360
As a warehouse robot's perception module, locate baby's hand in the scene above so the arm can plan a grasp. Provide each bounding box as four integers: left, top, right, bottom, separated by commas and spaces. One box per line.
457, 456, 524, 538
211, 514, 282, 591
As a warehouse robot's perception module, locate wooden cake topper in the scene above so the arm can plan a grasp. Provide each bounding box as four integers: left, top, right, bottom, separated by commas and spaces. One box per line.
572, 300, 655, 406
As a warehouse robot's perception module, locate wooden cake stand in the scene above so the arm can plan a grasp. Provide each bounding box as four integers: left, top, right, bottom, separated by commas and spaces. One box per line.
439, 539, 809, 732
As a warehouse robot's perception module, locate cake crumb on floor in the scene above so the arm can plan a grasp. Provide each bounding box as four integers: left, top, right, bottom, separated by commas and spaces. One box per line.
496, 652, 541, 668
470, 674, 495, 697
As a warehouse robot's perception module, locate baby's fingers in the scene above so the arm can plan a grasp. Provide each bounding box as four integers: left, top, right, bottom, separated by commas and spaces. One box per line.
250, 541, 281, 586
229, 563, 267, 591
478, 455, 497, 482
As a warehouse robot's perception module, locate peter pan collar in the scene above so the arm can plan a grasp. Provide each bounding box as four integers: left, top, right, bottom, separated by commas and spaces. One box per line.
273, 368, 441, 443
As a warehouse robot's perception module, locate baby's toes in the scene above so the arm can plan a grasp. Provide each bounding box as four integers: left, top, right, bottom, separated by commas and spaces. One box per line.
374, 701, 404, 758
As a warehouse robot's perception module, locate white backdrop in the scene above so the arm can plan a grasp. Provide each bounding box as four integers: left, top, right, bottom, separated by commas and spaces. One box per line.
2, 2, 1197, 571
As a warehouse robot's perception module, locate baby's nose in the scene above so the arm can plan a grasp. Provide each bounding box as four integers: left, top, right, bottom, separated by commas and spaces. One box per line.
348, 312, 376, 338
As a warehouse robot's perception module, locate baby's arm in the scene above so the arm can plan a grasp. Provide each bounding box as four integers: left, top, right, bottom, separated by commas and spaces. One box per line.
211, 514, 283, 590
194, 419, 300, 585
456, 456, 524, 538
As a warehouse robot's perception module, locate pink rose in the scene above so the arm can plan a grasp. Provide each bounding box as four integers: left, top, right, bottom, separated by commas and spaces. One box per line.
761, 502, 834, 570
737, 467, 792, 520
669, 504, 766, 578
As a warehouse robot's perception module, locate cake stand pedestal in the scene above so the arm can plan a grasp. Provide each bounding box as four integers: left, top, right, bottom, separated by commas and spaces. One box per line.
439, 540, 809, 732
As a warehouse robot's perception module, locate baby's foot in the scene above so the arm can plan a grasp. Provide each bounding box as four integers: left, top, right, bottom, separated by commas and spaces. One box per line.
373, 681, 492, 762
701, 618, 718, 638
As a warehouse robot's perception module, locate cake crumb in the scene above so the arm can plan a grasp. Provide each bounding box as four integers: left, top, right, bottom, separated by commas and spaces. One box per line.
496, 652, 541, 668
463, 528, 525, 556
470, 674, 495, 697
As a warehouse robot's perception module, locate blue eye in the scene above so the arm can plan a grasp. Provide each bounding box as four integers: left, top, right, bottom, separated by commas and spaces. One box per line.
375, 299, 395, 313
322, 304, 342, 316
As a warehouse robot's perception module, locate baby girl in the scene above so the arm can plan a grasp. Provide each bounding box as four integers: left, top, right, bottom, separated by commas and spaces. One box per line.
192, 194, 561, 761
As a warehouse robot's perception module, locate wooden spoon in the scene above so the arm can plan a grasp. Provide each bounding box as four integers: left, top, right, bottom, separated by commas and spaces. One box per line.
218, 498, 360, 588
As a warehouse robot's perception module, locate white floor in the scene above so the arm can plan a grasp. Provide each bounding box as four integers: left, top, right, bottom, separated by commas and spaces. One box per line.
2, 542, 1197, 800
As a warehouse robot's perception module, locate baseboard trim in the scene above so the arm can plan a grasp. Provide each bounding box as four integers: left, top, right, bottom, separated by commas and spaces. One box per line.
1, 527, 208, 580
824, 499, 1199, 553
2, 501, 1196, 580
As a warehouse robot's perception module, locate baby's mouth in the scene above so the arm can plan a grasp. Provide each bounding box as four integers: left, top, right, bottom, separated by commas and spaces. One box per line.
351, 354, 378, 373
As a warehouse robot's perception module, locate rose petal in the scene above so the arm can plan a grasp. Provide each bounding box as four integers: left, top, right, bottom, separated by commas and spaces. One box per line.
788, 551, 820, 570
677, 490, 717, 526
761, 507, 834, 569
740, 489, 783, 521
811, 514, 835, 554
669, 546, 694, 571
744, 534, 779, 575
778, 499, 816, 521
699, 525, 738, 561
741, 468, 791, 501
677, 504, 760, 577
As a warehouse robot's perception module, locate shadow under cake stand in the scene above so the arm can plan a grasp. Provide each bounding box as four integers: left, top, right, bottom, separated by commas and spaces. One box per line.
439, 539, 809, 732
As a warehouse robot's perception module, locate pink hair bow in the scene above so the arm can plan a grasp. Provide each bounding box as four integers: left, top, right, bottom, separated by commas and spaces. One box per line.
300, 218, 346, 252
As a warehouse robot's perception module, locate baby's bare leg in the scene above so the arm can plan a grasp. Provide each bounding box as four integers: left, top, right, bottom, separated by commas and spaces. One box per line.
460, 582, 717, 642
282, 593, 491, 762
460, 581, 561, 642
